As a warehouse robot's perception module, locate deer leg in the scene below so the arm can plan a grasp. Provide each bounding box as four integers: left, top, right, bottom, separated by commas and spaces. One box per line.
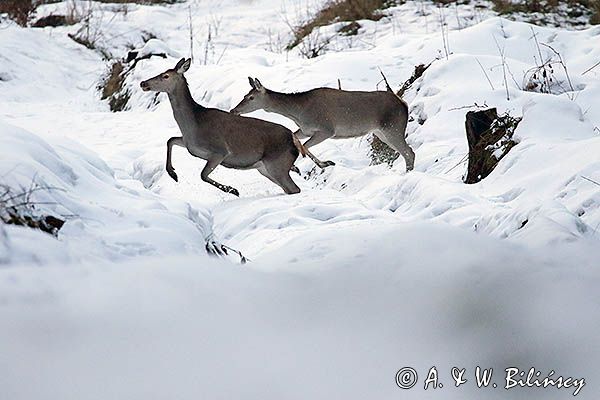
302, 131, 336, 169
378, 130, 415, 172
201, 156, 240, 197
293, 129, 309, 139
166, 136, 184, 182
260, 161, 301, 195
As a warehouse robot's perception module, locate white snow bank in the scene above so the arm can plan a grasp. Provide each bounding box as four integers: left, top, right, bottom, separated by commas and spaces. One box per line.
0, 119, 214, 265
0, 222, 599, 399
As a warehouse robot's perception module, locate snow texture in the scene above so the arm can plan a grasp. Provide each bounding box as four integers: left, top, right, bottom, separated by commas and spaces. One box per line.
0, 0, 599, 398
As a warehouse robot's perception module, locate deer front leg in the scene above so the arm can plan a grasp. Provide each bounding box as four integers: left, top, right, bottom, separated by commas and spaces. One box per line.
303, 131, 336, 169
201, 155, 240, 197
166, 136, 184, 182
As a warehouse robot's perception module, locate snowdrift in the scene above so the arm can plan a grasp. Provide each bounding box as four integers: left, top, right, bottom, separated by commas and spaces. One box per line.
0, 119, 214, 265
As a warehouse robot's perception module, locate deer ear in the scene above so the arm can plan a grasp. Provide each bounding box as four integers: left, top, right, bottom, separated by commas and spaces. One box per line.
176, 58, 191, 74
248, 77, 256, 89
254, 78, 265, 92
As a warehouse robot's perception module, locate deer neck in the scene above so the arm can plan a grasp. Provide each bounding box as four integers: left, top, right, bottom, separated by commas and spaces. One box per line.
265, 90, 306, 126
167, 81, 203, 135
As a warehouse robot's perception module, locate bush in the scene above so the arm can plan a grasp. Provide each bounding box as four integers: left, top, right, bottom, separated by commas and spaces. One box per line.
99, 60, 131, 112
0, 0, 39, 26
491, 0, 599, 25
287, 0, 397, 50
0, 181, 64, 237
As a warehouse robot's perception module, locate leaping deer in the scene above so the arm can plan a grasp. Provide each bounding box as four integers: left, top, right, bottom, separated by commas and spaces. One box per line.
140, 59, 306, 196
231, 77, 415, 172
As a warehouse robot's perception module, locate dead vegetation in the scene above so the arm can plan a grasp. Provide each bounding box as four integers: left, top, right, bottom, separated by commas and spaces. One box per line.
523, 29, 575, 96
1, 181, 65, 237
396, 62, 432, 97
491, 0, 599, 26
287, 0, 397, 52
0, 0, 39, 26
1, 0, 182, 28
98, 60, 131, 112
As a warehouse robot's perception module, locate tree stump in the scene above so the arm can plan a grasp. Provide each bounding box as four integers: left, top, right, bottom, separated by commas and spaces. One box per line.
464, 108, 520, 184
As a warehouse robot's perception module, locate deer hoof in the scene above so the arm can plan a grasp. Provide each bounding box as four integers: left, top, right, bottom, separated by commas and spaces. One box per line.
167, 169, 178, 182
227, 187, 240, 197
321, 160, 336, 168
290, 165, 300, 174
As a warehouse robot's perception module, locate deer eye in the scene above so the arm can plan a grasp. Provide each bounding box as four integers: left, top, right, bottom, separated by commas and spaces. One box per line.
249, 95, 254, 100
162, 74, 170, 79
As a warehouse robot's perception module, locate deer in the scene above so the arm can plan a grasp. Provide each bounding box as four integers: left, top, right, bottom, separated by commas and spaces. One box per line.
140, 58, 307, 196
231, 77, 415, 172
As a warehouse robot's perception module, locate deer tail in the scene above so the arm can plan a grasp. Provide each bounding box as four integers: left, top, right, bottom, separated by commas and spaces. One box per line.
291, 131, 307, 157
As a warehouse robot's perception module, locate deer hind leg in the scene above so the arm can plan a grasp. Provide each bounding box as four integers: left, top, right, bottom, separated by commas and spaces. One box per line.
293, 129, 309, 139
377, 129, 415, 172
302, 131, 336, 169
260, 154, 301, 195
201, 156, 240, 196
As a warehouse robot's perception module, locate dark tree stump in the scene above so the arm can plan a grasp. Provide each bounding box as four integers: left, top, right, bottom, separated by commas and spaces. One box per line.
464, 108, 520, 184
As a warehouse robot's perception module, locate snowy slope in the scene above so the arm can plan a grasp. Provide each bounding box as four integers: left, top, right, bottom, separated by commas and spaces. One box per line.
0, 0, 599, 398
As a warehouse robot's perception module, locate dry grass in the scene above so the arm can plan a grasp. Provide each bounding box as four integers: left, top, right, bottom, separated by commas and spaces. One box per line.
99, 61, 131, 112
287, 0, 396, 50
590, 0, 600, 23
0, 0, 38, 26
1, 0, 181, 27
0, 181, 65, 237
491, 0, 598, 25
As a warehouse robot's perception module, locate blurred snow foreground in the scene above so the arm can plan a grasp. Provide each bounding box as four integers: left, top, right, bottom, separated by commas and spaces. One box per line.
0, 0, 599, 399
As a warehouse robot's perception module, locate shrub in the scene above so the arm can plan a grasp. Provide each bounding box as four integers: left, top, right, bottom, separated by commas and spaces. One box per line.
98, 61, 131, 112
0, 0, 39, 27
287, 0, 397, 50
0, 181, 64, 237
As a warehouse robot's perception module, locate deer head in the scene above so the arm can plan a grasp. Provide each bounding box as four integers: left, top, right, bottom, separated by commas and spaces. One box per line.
140, 58, 191, 93
230, 77, 270, 115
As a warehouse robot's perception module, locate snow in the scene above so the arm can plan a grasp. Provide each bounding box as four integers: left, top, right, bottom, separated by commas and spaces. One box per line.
0, 119, 214, 265
1, 0, 599, 398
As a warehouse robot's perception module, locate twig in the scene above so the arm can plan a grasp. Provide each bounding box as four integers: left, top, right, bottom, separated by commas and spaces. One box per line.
188, 5, 194, 62
541, 43, 574, 92
444, 153, 469, 174
475, 58, 495, 90
448, 101, 489, 111
215, 44, 228, 65
438, 5, 449, 60
493, 35, 510, 101
582, 60, 600, 76
581, 175, 600, 186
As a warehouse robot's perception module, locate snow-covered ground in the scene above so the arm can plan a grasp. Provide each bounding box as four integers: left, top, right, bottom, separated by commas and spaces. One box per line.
0, 0, 599, 398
